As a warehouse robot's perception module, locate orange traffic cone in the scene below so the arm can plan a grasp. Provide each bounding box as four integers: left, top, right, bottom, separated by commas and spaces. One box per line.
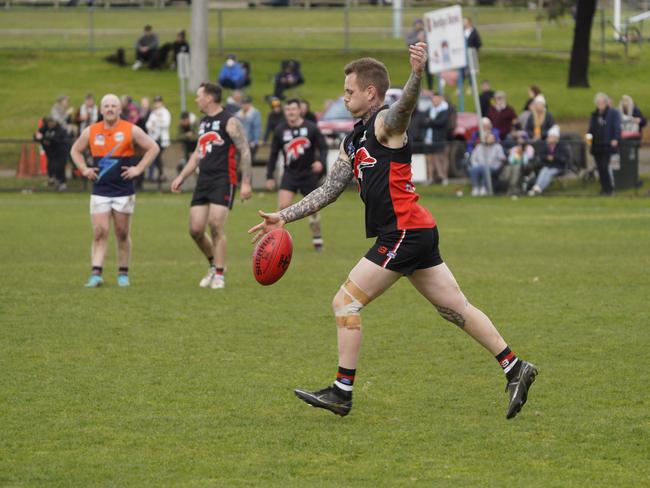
16, 144, 28, 177
39, 145, 47, 175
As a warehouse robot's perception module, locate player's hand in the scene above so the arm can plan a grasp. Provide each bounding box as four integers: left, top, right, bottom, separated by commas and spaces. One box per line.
121, 166, 141, 180
248, 210, 285, 244
81, 166, 98, 181
240, 181, 252, 202
170, 175, 184, 193
311, 161, 324, 174
409, 42, 427, 77
265, 179, 276, 191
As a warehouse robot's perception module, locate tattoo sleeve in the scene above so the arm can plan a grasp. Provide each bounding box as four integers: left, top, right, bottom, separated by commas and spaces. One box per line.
381, 72, 422, 135
279, 156, 354, 224
228, 118, 252, 182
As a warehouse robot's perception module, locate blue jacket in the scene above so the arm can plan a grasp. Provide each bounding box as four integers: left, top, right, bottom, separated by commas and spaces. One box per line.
588, 106, 621, 155
218, 63, 246, 88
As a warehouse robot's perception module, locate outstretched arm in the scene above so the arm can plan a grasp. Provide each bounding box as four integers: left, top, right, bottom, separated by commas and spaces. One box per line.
376, 42, 427, 142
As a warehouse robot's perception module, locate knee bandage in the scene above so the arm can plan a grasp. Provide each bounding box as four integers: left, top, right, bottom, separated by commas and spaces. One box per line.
334, 278, 370, 330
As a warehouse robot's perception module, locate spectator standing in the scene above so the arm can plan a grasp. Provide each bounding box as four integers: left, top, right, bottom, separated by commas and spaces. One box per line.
487, 91, 517, 140
468, 132, 505, 196
300, 100, 317, 123
588, 92, 621, 196
619, 95, 647, 138
464, 17, 482, 52
273, 60, 304, 100
423, 92, 450, 185
50, 95, 76, 136
525, 95, 555, 141
35, 117, 69, 190
145, 96, 172, 182
478, 80, 494, 118
528, 125, 569, 196
121, 95, 140, 124
522, 85, 542, 113
132, 25, 159, 70
76, 94, 99, 133
218, 54, 246, 90
224, 90, 243, 114
406, 18, 433, 90
263, 97, 286, 143
137, 97, 151, 132
236, 96, 262, 160
501, 130, 534, 195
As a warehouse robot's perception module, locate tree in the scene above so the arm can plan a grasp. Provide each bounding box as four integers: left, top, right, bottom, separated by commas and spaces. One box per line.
568, 0, 597, 87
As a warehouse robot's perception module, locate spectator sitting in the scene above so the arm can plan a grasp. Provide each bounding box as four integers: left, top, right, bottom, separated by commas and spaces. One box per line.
300, 100, 317, 123
224, 89, 243, 114
468, 132, 505, 196
528, 125, 569, 196
522, 85, 542, 113
423, 92, 450, 185
132, 25, 159, 71
467, 117, 500, 154
488, 91, 517, 141
525, 94, 555, 141
35, 117, 69, 191
273, 59, 304, 100
236, 95, 262, 160
145, 95, 171, 182
263, 97, 286, 143
619, 94, 647, 139
153, 30, 190, 69
218, 54, 247, 90
177, 111, 198, 174
500, 130, 534, 195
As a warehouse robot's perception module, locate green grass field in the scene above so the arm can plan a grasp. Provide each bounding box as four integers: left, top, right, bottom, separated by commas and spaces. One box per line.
1, 189, 649, 486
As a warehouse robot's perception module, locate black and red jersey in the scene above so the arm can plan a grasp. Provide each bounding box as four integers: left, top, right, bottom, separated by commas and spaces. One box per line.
267, 119, 328, 179
343, 106, 435, 238
197, 110, 237, 185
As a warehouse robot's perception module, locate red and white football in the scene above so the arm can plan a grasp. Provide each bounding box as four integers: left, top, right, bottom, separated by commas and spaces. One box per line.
252, 228, 293, 285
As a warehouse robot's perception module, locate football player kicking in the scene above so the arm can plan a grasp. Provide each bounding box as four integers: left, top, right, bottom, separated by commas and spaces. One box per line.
266, 98, 329, 251
250, 43, 538, 419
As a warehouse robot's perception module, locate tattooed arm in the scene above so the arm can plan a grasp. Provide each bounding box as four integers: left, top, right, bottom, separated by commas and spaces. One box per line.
376, 42, 427, 146
226, 116, 253, 200
248, 143, 353, 243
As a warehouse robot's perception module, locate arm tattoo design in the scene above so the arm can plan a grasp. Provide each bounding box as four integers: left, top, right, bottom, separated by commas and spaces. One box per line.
279, 157, 353, 224
228, 118, 252, 181
435, 305, 466, 329
382, 72, 422, 135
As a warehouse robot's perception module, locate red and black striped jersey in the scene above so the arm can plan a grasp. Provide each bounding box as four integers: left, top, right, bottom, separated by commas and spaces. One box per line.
197, 110, 237, 185
343, 107, 435, 238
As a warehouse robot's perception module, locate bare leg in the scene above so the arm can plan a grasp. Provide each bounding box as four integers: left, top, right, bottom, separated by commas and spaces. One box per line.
335, 258, 401, 369
277, 189, 295, 211
425, 153, 434, 183
206, 204, 229, 269
112, 211, 132, 269
408, 263, 507, 355
90, 212, 111, 268
189, 205, 213, 259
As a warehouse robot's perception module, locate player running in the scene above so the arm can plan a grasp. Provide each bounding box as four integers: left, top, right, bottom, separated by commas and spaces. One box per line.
250, 43, 538, 419
171, 82, 252, 289
71, 93, 159, 288
266, 98, 329, 251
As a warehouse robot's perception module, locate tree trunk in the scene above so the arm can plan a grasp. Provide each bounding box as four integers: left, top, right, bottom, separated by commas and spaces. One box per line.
568, 0, 597, 87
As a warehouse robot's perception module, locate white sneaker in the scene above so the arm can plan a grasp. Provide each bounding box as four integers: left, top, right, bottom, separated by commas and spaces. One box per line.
199, 268, 216, 288
441, 178, 449, 186
132, 60, 143, 71
471, 187, 479, 197
210, 274, 225, 289
479, 186, 488, 196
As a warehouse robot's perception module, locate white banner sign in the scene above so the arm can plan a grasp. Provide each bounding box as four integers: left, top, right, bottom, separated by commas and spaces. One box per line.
424, 5, 466, 74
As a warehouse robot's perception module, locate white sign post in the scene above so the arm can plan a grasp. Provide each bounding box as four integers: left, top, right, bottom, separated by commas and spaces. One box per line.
177, 52, 191, 113
423, 6, 466, 74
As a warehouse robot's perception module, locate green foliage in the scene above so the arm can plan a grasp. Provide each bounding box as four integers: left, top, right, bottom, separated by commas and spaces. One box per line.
1, 190, 649, 486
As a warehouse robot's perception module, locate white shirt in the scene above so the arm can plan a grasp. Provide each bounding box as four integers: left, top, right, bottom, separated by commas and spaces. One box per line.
146, 106, 172, 148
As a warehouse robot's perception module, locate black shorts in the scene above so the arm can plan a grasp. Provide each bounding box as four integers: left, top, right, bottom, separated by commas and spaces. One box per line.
280, 170, 320, 196
365, 227, 443, 275
191, 181, 237, 209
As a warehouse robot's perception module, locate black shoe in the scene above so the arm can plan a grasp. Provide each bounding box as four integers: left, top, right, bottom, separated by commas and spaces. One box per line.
505, 361, 538, 419
294, 385, 352, 417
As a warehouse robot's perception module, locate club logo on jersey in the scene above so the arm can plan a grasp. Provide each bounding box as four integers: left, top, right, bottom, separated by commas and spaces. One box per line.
114, 131, 124, 142
198, 131, 225, 158
94, 134, 105, 146
284, 136, 311, 163
353, 147, 377, 181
